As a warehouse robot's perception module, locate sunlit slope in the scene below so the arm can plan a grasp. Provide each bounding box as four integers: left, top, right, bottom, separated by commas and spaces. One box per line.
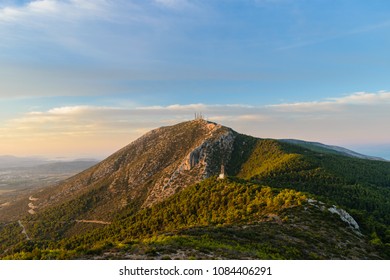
228, 135, 390, 245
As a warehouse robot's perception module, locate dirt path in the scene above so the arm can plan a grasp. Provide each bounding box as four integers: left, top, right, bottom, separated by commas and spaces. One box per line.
28, 196, 38, 215
18, 220, 30, 241
29, 196, 39, 201
75, 219, 111, 225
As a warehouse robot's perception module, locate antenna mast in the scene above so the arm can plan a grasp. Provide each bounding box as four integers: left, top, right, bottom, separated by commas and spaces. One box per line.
194, 112, 204, 120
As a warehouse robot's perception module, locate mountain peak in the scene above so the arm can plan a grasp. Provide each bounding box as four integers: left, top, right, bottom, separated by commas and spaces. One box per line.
138, 119, 235, 207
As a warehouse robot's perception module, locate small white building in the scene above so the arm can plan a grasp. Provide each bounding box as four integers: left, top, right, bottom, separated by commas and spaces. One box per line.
218, 164, 226, 179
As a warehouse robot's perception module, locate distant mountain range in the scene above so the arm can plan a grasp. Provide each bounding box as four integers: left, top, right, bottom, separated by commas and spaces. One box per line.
0, 120, 389, 260
0, 155, 49, 169
280, 139, 386, 161
0, 156, 98, 169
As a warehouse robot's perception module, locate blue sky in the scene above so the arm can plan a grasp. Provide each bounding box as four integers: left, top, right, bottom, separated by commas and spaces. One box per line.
1, 0, 390, 159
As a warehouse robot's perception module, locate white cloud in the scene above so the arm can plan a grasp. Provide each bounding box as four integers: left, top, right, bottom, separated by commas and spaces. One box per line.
237, 114, 267, 121
0, 0, 121, 63
28, 0, 58, 13
1, 91, 390, 158
267, 100, 337, 112
31, 105, 88, 115
253, 91, 390, 147
0, 0, 213, 99
331, 91, 390, 104
268, 91, 390, 112
0, 0, 152, 53
137, 103, 207, 111
137, 103, 254, 112
2, 103, 263, 139
0, 6, 23, 22
0, 0, 112, 23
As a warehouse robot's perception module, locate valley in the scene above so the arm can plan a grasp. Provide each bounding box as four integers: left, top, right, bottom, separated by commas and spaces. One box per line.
0, 159, 98, 193
0, 159, 98, 222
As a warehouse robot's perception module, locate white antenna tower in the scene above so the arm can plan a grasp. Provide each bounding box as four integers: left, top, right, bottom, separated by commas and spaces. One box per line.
194, 112, 204, 120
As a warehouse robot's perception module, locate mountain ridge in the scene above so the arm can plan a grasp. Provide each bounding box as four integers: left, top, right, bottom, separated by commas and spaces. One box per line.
280, 139, 385, 161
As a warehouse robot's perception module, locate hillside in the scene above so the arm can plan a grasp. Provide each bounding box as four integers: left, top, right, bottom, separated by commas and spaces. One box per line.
1, 119, 389, 259
280, 139, 385, 161
0, 121, 234, 223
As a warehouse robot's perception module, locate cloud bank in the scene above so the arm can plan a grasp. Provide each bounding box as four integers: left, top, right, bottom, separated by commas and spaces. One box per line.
1, 91, 389, 158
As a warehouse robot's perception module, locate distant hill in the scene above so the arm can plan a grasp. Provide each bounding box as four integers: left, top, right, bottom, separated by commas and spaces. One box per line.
18, 160, 99, 174
0, 156, 49, 169
0, 120, 389, 260
280, 139, 385, 161
0, 156, 98, 173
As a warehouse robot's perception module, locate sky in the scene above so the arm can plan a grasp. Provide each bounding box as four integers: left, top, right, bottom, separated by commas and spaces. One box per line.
1, 0, 390, 160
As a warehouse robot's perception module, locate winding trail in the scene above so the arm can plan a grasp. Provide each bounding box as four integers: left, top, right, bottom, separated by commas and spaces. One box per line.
13, 196, 111, 242
28, 196, 38, 215
29, 196, 39, 201
18, 220, 30, 241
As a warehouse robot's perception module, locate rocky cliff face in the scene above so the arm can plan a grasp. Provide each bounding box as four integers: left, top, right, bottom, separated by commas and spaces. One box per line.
143, 120, 235, 207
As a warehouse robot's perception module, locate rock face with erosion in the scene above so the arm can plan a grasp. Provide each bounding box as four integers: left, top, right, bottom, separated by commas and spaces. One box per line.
143, 120, 235, 207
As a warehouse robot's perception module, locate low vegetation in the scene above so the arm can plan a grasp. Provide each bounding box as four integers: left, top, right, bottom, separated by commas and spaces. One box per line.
1, 177, 387, 259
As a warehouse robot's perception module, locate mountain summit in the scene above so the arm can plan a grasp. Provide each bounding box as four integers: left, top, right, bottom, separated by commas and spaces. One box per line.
1, 120, 390, 259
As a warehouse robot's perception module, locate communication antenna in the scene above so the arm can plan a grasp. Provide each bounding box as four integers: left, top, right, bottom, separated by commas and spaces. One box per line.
194, 112, 204, 120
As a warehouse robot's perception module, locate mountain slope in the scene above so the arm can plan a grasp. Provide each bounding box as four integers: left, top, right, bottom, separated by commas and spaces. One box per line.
228, 135, 390, 246
0, 120, 235, 224
234, 138, 390, 224
280, 139, 385, 161
3, 178, 381, 260
1, 120, 390, 259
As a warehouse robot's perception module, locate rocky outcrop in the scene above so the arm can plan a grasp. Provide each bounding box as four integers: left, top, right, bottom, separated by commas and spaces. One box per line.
308, 198, 360, 233
142, 121, 236, 207
328, 205, 360, 231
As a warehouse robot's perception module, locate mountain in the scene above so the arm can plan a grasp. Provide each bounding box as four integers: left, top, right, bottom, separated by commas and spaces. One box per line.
0, 121, 234, 221
0, 119, 389, 259
280, 139, 385, 161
